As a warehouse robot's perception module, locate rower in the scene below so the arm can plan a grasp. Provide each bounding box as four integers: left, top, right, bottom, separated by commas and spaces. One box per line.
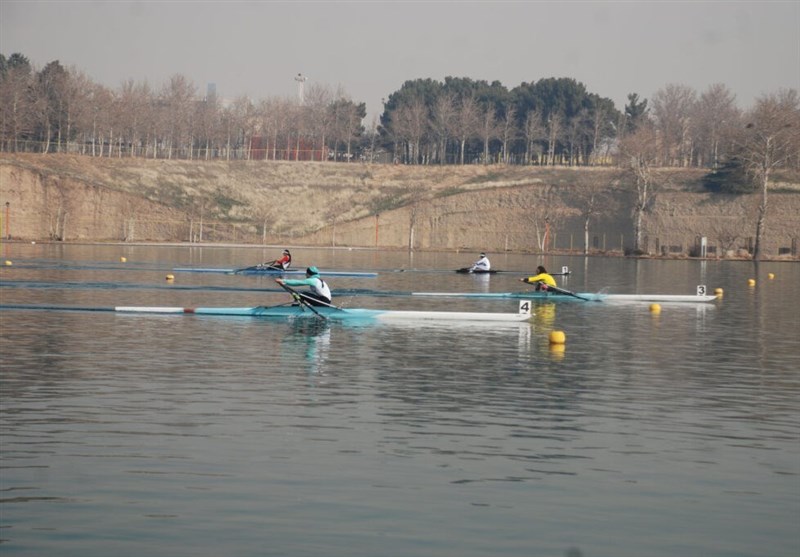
275, 266, 332, 307
258, 249, 291, 270
469, 252, 491, 272
520, 266, 557, 291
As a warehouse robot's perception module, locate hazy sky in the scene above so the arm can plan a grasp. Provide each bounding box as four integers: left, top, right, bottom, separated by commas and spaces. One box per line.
2, 0, 798, 122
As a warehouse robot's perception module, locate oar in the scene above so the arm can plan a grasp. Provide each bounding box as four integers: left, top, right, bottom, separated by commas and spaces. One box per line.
233, 263, 283, 275
276, 280, 327, 319
541, 282, 592, 302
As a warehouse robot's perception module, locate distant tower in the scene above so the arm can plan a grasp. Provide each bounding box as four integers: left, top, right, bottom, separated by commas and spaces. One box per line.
206, 83, 217, 101
295, 73, 307, 104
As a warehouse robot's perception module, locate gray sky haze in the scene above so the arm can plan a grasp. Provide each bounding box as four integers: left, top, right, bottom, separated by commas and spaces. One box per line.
2, 0, 799, 122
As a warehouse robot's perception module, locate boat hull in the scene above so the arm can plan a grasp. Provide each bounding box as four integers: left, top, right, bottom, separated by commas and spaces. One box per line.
412, 292, 718, 303
114, 304, 533, 322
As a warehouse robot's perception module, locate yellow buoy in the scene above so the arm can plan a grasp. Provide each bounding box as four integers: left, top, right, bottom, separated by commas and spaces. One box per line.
748, 278, 756, 287
549, 330, 566, 345
650, 303, 661, 314
768, 273, 775, 280
4, 260, 12, 266
166, 274, 175, 281
715, 287, 724, 297
120, 256, 127, 263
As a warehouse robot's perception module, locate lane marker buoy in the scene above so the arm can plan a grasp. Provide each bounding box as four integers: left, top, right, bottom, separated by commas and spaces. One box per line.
650, 303, 661, 314
549, 330, 566, 345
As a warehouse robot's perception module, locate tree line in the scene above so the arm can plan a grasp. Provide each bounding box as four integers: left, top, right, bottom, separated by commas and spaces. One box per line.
1, 51, 796, 170
0, 54, 366, 162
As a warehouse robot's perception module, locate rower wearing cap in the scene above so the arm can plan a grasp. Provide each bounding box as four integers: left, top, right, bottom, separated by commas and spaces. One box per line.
469, 252, 491, 272
259, 249, 292, 270
276, 266, 332, 306
520, 265, 557, 291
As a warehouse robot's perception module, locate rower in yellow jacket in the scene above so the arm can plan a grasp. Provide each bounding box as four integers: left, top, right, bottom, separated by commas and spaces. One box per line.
520, 266, 558, 291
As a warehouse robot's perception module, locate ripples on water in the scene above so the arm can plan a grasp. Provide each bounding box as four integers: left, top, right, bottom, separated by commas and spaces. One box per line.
1, 249, 799, 557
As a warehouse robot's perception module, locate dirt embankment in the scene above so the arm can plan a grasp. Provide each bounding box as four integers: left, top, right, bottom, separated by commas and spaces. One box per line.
1, 153, 798, 258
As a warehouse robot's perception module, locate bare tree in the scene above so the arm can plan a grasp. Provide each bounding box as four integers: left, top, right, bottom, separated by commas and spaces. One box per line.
710, 214, 749, 256
197, 86, 221, 160
522, 109, 546, 165
692, 83, 741, 168
499, 105, 517, 164
564, 109, 590, 166
528, 185, 570, 252
618, 121, 661, 253
546, 113, 563, 166
739, 89, 800, 260
161, 74, 197, 159
305, 83, 333, 161
652, 84, 697, 166
452, 95, 480, 164
431, 92, 456, 164
60, 68, 94, 155
87, 83, 114, 157
477, 104, 500, 164
392, 99, 428, 164
0, 56, 36, 152
589, 105, 614, 166
117, 79, 152, 157
571, 175, 615, 254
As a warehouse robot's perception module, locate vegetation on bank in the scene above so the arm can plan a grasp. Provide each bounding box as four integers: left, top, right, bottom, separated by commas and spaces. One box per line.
2, 51, 799, 258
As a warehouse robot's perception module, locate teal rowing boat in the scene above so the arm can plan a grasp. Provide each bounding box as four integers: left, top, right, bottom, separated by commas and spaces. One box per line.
114, 299, 533, 322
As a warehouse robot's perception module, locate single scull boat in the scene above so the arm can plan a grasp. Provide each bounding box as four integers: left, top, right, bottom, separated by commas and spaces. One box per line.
115, 299, 533, 322
413, 285, 718, 303
173, 267, 378, 277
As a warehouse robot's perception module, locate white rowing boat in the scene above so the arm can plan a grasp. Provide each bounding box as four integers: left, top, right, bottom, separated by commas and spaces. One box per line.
412, 285, 718, 303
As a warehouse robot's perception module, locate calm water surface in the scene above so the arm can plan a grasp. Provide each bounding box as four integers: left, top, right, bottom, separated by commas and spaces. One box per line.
1, 244, 799, 557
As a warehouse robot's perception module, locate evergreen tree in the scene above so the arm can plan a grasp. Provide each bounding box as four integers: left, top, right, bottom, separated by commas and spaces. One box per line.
624, 93, 648, 133
702, 157, 754, 193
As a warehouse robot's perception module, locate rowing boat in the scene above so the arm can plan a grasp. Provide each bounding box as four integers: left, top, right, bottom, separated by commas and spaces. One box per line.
172, 267, 378, 277
455, 264, 572, 276
114, 299, 533, 322
413, 286, 718, 303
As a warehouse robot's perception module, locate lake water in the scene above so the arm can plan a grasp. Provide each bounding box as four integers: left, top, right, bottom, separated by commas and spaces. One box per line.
1, 244, 798, 557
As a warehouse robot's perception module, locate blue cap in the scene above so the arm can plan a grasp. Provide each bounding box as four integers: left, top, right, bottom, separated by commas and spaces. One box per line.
306, 266, 319, 276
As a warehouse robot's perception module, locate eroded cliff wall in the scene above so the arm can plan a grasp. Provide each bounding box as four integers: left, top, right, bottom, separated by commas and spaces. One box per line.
1, 154, 797, 257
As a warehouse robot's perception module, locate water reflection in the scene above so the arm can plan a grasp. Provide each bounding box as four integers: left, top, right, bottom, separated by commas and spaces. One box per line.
284, 318, 332, 375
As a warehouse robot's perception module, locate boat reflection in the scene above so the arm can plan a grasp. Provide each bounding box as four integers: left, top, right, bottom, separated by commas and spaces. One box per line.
285, 318, 332, 375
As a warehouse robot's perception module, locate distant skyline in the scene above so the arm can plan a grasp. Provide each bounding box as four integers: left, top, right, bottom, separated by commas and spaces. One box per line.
2, 0, 798, 123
